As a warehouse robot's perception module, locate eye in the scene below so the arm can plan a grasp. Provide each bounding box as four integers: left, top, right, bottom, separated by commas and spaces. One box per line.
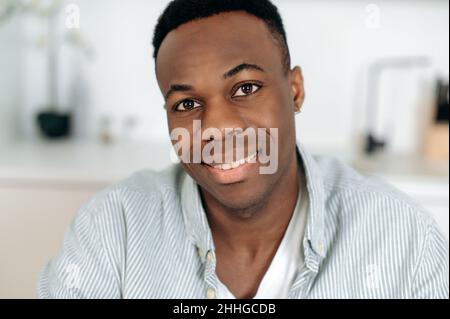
174, 99, 201, 112
232, 83, 262, 98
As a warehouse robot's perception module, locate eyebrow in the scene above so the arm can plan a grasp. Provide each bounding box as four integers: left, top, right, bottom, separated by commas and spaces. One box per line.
165, 84, 194, 100
164, 63, 265, 100
222, 63, 266, 79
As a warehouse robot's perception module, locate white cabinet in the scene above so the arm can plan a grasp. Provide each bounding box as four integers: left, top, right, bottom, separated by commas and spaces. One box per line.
0, 184, 101, 298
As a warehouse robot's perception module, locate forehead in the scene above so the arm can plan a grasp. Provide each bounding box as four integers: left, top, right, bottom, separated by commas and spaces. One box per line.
156, 11, 283, 88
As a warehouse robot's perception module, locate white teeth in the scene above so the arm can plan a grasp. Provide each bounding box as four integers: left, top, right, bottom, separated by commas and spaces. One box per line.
212, 152, 258, 170
222, 163, 232, 170
245, 152, 257, 163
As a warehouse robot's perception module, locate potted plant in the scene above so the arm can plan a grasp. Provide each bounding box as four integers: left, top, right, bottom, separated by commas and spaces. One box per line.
1, 0, 91, 139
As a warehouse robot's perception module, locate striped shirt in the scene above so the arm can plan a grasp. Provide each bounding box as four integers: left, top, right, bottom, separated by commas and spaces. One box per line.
38, 144, 449, 299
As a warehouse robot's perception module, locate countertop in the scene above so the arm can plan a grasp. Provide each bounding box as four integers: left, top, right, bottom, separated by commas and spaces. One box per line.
0, 139, 448, 190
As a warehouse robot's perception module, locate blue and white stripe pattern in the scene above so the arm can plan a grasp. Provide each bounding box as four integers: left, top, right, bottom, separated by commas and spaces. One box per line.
38, 144, 449, 299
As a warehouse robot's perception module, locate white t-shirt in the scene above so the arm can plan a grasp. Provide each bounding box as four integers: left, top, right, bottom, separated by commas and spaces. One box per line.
216, 176, 309, 299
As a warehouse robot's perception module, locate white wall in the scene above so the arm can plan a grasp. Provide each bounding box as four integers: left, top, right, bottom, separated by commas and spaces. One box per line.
4, 0, 450, 152
0, 15, 20, 143
15, 0, 170, 142
279, 0, 449, 152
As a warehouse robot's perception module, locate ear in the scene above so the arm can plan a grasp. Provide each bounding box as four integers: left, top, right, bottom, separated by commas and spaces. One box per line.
288, 66, 305, 113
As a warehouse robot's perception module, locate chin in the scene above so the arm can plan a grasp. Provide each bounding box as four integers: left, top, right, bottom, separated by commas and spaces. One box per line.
205, 179, 270, 213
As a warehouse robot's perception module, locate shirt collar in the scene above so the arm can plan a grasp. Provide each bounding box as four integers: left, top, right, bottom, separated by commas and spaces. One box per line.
297, 143, 327, 265
180, 143, 327, 266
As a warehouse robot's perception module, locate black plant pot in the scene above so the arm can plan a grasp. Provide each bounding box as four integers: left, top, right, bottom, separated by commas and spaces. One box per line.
37, 111, 72, 139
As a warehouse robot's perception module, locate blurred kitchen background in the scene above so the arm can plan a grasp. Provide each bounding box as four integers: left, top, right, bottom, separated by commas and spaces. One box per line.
0, 0, 448, 298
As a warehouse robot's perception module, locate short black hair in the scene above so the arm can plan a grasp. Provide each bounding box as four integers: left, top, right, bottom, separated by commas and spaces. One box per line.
152, 0, 291, 73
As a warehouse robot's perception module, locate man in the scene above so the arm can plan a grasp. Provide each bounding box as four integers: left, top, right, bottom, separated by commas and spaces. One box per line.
38, 0, 448, 299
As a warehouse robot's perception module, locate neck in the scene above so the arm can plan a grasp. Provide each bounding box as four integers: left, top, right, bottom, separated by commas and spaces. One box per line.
202, 149, 300, 255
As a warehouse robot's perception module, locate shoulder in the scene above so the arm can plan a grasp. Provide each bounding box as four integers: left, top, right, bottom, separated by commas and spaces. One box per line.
85, 164, 182, 206
71, 164, 185, 235
313, 155, 444, 247
315, 155, 427, 212
309, 155, 448, 297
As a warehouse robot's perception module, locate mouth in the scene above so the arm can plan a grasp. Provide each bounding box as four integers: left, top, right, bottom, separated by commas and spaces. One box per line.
201, 151, 259, 184
204, 151, 258, 170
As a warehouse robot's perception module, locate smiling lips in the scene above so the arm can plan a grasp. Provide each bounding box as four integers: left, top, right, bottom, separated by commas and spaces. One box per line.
208, 151, 258, 170
203, 151, 259, 184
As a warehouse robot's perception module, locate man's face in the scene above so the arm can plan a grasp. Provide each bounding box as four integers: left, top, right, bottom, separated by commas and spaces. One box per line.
156, 11, 304, 211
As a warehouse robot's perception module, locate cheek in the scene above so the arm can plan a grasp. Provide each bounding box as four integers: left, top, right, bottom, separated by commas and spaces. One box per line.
167, 118, 196, 162
258, 90, 296, 159
166, 114, 175, 136
252, 91, 293, 130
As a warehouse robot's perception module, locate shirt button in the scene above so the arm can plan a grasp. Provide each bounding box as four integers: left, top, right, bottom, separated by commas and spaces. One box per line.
206, 251, 214, 263
197, 247, 204, 258
317, 242, 324, 254
206, 288, 216, 299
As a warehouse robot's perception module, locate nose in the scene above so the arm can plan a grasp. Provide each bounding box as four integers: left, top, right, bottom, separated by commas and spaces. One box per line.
200, 97, 248, 139
198, 98, 257, 163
